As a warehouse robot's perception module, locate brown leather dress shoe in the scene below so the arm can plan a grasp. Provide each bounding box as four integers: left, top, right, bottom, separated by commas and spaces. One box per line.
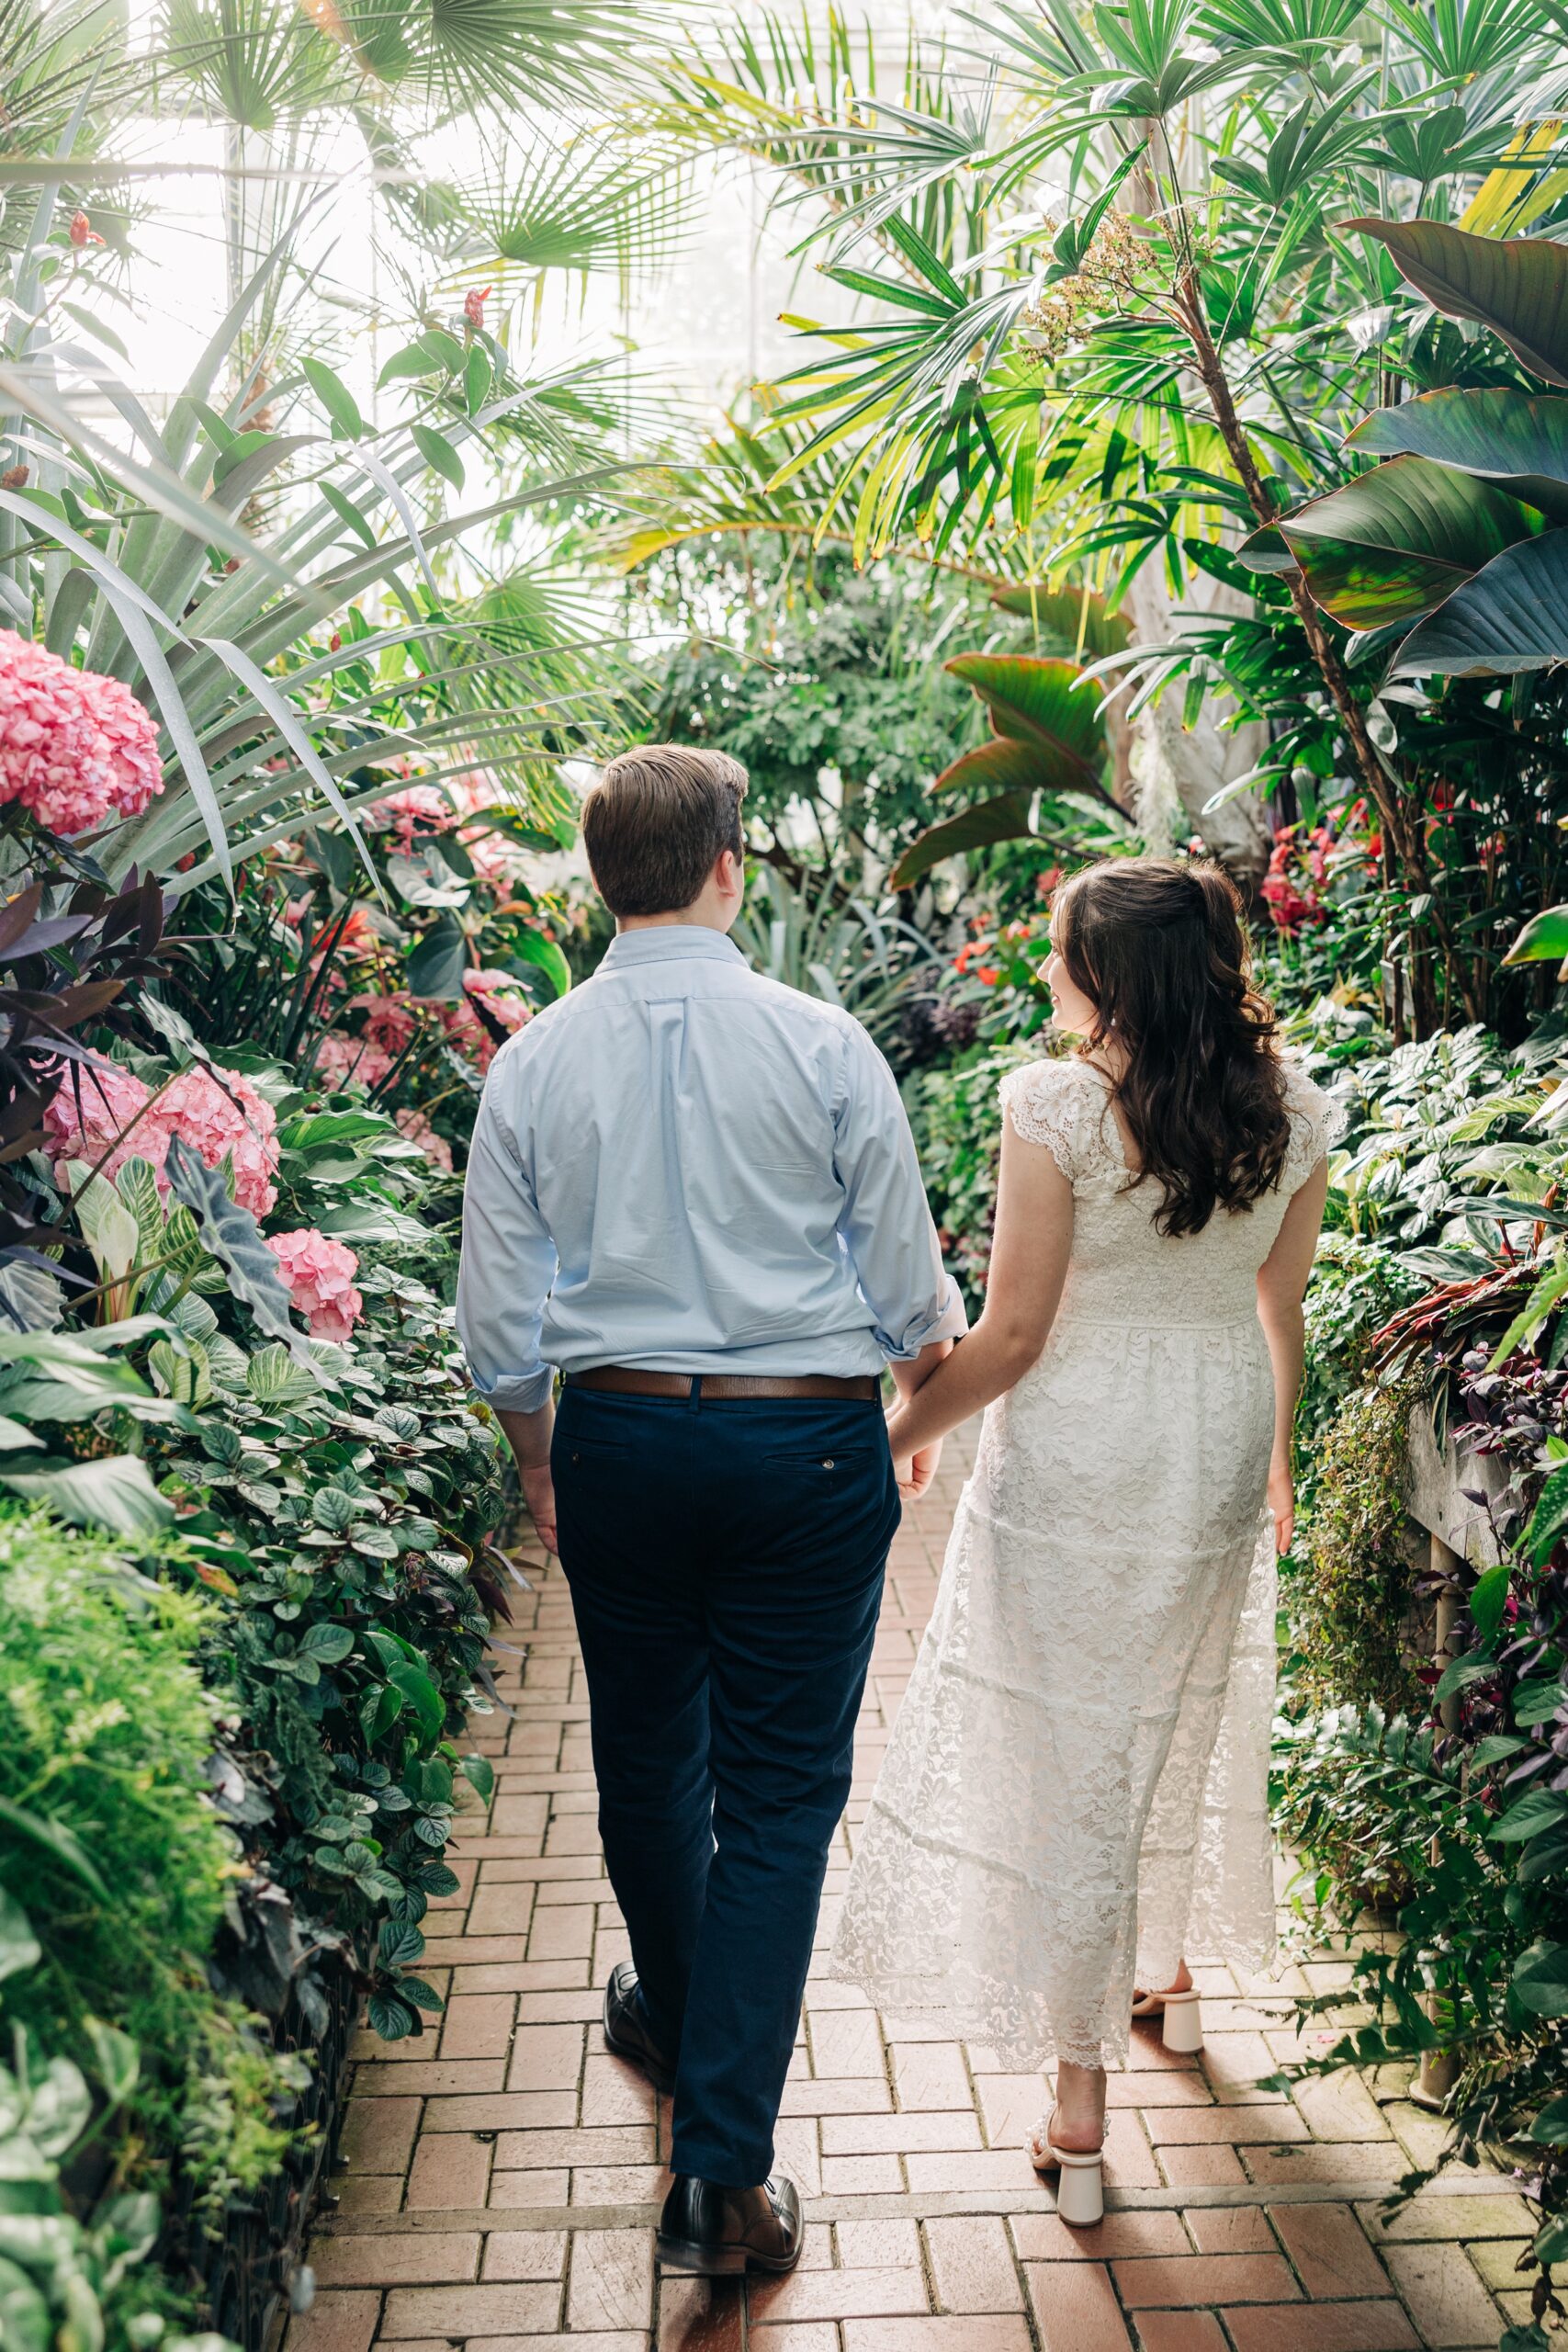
602, 1961, 675, 2095
656, 2172, 803, 2275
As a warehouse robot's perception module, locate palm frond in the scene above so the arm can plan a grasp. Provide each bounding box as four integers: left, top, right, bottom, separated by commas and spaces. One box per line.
448, 130, 694, 297
155, 0, 352, 129
334, 0, 675, 119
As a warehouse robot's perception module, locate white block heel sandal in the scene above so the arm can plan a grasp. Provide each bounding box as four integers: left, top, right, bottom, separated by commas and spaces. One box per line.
1028, 2110, 1105, 2227
1131, 1987, 1204, 2052
1158, 1990, 1203, 2052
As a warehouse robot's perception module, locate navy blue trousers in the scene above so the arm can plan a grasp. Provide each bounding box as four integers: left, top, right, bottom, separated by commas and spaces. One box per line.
552, 1383, 899, 2186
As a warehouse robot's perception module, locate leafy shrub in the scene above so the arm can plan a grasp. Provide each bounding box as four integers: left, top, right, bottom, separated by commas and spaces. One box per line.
0, 1987, 229, 2352
1288, 1375, 1427, 1715
0, 1504, 302, 2203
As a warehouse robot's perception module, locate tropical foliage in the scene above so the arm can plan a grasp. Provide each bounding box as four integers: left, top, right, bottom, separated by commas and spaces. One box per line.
648, 0, 1568, 1029
0, 0, 673, 2336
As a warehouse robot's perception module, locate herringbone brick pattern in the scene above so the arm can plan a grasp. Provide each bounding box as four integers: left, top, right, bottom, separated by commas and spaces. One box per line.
291, 1430, 1532, 2351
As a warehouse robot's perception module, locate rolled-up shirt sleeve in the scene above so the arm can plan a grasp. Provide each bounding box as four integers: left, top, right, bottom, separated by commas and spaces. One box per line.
833, 1020, 968, 1360
457, 1082, 558, 1414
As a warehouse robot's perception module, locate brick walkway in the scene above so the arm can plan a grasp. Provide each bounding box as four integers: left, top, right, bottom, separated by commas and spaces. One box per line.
293, 1431, 1535, 2352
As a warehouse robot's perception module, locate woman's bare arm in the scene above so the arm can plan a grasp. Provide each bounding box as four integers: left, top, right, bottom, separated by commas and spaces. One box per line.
886, 1120, 1075, 1468
1255, 1158, 1328, 1553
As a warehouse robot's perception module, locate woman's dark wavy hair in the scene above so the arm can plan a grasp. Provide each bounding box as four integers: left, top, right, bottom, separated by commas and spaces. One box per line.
1051, 855, 1292, 1238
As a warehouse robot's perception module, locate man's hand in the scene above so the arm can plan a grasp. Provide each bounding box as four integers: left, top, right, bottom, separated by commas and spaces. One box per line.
886, 1408, 942, 1502
901, 1440, 942, 1502
497, 1406, 558, 1555
521, 1462, 558, 1555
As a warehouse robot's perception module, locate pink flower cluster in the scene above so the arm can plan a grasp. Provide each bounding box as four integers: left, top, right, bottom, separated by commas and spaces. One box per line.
0, 632, 164, 837
44, 1059, 280, 1216
462, 967, 531, 1037
371, 782, 458, 854
394, 1105, 454, 1171
314, 991, 418, 1092
266, 1227, 364, 1342
315, 973, 530, 1096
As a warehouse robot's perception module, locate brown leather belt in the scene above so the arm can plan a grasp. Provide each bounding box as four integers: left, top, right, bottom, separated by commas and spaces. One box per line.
564, 1367, 880, 1402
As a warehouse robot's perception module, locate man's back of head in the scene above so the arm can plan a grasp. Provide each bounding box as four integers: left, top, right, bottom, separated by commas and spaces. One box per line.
581, 745, 749, 924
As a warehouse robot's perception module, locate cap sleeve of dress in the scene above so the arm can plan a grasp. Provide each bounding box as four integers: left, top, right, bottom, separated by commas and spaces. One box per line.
998, 1058, 1089, 1182
1278, 1052, 1333, 1193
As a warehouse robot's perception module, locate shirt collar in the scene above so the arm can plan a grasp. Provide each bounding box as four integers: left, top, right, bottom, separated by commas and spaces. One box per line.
600, 925, 746, 970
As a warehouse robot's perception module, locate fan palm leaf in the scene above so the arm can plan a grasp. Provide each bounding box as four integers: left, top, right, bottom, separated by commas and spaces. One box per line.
449, 130, 694, 298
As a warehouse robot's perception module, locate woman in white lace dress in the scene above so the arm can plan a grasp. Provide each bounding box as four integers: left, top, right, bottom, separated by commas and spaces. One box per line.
832, 858, 1327, 2224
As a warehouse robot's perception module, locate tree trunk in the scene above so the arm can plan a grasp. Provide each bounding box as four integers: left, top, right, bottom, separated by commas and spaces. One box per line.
1171, 270, 1444, 1030
1120, 568, 1272, 888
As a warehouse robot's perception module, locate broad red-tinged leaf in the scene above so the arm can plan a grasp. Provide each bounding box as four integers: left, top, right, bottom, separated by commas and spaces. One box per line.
1345, 218, 1568, 386
944, 655, 1105, 790
890, 792, 1034, 888
1280, 456, 1545, 629
987, 583, 1132, 660
1348, 388, 1568, 521
1389, 528, 1568, 677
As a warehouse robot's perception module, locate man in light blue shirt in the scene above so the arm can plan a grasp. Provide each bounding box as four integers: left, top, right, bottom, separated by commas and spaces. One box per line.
457, 745, 963, 2277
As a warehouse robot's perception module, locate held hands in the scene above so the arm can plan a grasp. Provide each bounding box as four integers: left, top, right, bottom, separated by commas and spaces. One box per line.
886, 1407, 942, 1502
1268, 1452, 1294, 1555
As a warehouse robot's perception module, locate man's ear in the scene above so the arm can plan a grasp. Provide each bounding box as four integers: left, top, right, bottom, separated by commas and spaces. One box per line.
716, 847, 744, 899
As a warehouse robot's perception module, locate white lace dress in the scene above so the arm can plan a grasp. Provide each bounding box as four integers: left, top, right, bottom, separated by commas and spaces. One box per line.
832, 1052, 1329, 2070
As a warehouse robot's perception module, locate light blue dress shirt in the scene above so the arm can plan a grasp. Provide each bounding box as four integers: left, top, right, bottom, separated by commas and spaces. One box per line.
456, 924, 966, 1414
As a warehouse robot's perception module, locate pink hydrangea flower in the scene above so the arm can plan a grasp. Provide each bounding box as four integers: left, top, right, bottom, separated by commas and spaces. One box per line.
313, 994, 419, 1094
158, 1065, 279, 1216
266, 1227, 364, 1342
394, 1105, 454, 1171
44, 1058, 279, 1216
42, 1061, 160, 1190
0, 632, 164, 836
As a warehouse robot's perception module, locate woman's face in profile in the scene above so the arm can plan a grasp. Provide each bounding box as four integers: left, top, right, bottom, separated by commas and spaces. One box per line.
1043, 944, 1098, 1038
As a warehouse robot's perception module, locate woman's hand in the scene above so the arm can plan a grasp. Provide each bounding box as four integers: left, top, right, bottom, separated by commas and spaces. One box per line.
1267, 1453, 1294, 1555
886, 1408, 942, 1501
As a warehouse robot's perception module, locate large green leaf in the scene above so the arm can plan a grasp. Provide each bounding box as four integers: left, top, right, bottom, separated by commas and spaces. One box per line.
931, 737, 1072, 801
890, 792, 1034, 888
405, 913, 469, 1001
0, 1454, 173, 1544
944, 655, 1105, 788
1513, 1941, 1568, 2018
1389, 528, 1568, 677
1345, 218, 1568, 387
162, 1137, 306, 1357
987, 582, 1133, 660
514, 933, 571, 1001
1347, 389, 1568, 522
1280, 456, 1545, 628
1505, 904, 1568, 973
0, 1889, 39, 1984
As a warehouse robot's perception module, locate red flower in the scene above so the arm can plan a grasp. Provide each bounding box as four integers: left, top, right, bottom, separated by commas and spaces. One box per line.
464, 285, 491, 330
68, 211, 103, 249
329, 632, 342, 651
977, 966, 1000, 986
